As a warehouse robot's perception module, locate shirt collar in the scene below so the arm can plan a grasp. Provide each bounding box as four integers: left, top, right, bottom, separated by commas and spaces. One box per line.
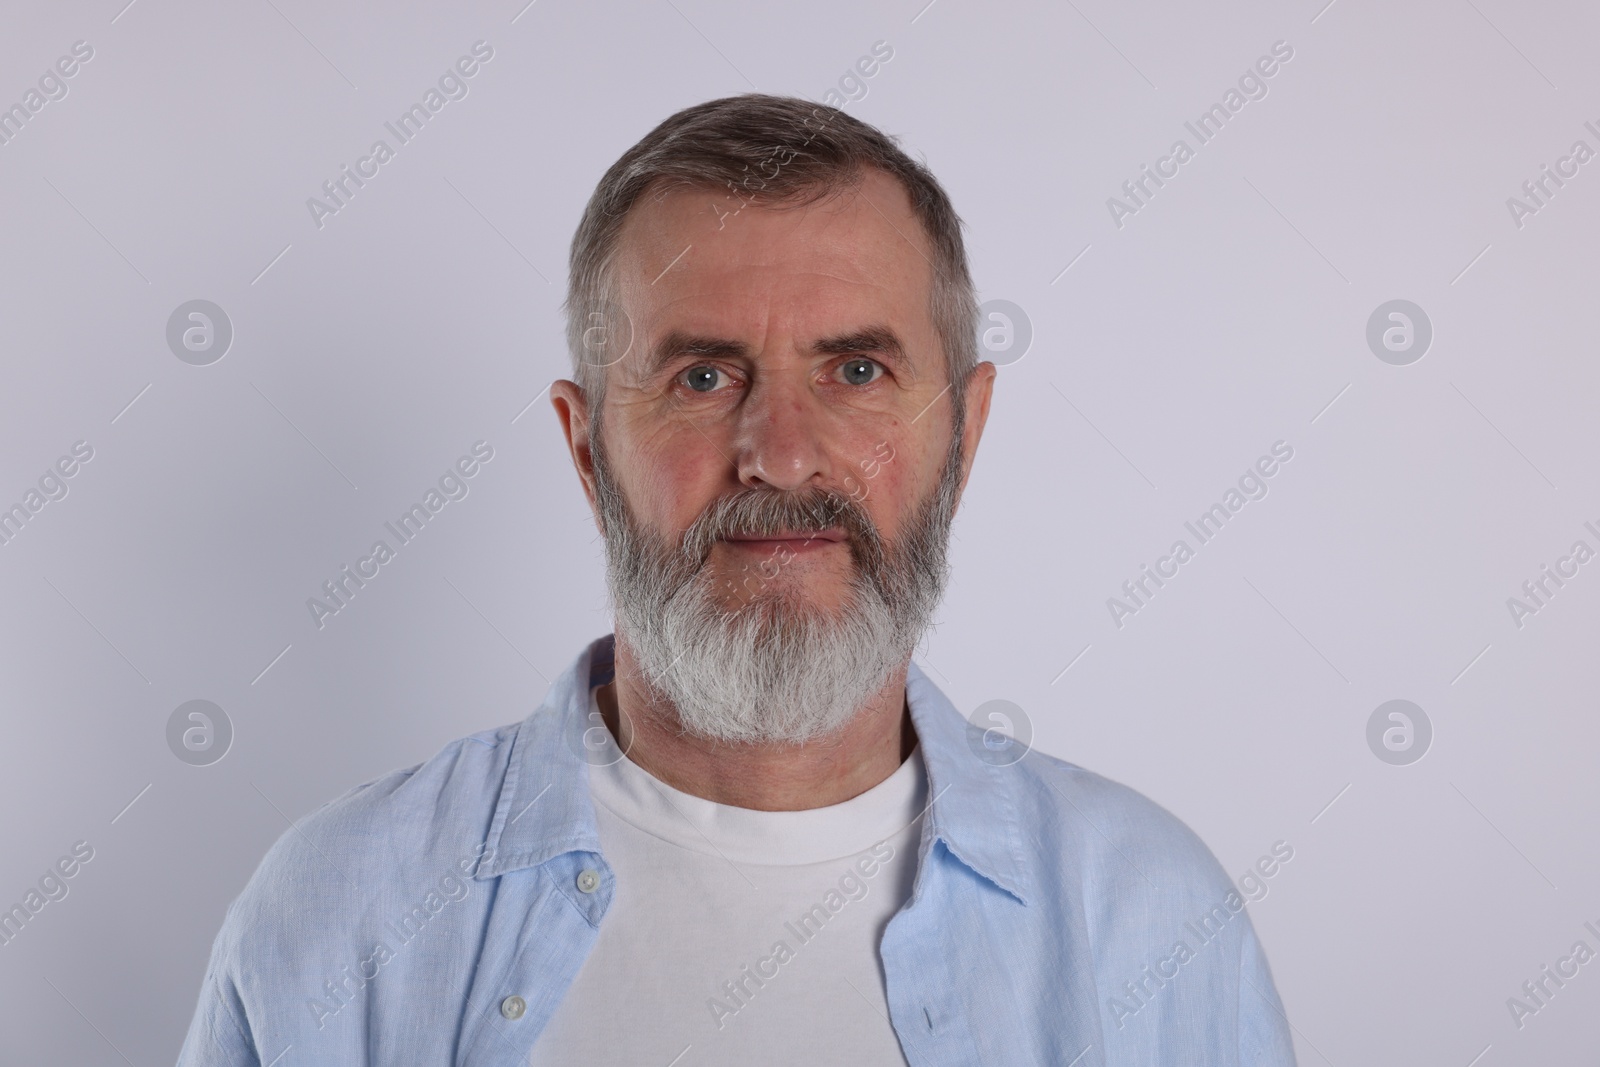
904, 659, 1034, 905
478, 632, 1033, 905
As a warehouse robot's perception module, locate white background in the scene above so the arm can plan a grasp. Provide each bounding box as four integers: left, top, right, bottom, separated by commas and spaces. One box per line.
0, 0, 1596, 1063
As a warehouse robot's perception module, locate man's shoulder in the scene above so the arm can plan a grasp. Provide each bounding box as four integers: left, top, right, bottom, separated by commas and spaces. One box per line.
992, 750, 1292, 1061
219, 719, 523, 947
283, 719, 518, 853
1008, 746, 1236, 903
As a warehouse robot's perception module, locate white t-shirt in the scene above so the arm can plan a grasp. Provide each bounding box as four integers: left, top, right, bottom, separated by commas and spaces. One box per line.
529, 687, 926, 1066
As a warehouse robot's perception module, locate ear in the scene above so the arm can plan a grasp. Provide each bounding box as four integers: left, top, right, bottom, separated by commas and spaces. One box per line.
953, 361, 996, 505
550, 380, 602, 529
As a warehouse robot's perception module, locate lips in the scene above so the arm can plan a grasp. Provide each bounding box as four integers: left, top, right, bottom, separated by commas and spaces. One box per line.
721, 528, 846, 544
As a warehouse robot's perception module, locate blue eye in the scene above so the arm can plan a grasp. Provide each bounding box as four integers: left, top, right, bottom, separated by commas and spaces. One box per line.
838, 358, 882, 386
681, 365, 728, 392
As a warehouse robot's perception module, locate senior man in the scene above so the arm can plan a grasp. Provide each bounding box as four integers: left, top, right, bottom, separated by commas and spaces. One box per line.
178, 94, 1295, 1066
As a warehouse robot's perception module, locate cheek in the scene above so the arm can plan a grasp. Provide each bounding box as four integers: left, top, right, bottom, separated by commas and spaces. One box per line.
627, 422, 730, 529
852, 435, 941, 540
863, 470, 917, 539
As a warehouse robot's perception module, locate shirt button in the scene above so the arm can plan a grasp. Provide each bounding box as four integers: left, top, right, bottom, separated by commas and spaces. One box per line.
576, 868, 601, 894
500, 995, 526, 1020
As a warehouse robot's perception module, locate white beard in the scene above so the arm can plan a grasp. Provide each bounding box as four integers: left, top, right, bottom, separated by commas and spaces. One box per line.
624, 567, 911, 744
590, 417, 964, 745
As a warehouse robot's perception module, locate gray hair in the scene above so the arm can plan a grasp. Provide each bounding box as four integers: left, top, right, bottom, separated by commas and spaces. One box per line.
562, 93, 979, 422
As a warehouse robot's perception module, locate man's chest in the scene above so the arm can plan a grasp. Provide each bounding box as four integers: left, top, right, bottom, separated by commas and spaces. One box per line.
525, 804, 918, 1066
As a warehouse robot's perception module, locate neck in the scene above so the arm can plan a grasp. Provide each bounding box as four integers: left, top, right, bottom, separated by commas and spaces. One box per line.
595, 635, 918, 811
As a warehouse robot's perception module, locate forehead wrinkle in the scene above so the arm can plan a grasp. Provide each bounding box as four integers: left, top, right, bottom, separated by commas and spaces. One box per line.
610, 178, 938, 390
618, 183, 922, 293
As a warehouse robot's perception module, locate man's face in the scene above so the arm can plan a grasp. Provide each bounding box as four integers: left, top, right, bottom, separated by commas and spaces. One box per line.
599, 168, 982, 613
555, 167, 995, 742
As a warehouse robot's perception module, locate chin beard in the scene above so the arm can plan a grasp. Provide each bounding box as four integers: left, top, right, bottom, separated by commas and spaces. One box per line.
590, 415, 964, 745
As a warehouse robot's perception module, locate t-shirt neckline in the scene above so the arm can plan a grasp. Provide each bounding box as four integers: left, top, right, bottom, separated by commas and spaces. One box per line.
584, 685, 929, 866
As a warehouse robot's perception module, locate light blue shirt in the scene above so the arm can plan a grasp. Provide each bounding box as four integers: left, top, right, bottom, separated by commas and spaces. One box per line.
177, 633, 1296, 1065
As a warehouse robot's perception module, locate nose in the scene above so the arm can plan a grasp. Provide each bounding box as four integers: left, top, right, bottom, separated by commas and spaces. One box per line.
732, 373, 829, 493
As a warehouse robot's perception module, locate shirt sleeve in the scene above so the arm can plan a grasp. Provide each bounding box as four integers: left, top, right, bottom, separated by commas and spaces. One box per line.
1236, 917, 1298, 1067
174, 963, 260, 1067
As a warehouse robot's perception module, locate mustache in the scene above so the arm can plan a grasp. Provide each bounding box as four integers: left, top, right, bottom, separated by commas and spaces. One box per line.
678, 486, 885, 575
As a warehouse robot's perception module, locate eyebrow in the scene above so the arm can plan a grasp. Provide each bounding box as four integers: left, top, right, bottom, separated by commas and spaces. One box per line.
642, 325, 913, 381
